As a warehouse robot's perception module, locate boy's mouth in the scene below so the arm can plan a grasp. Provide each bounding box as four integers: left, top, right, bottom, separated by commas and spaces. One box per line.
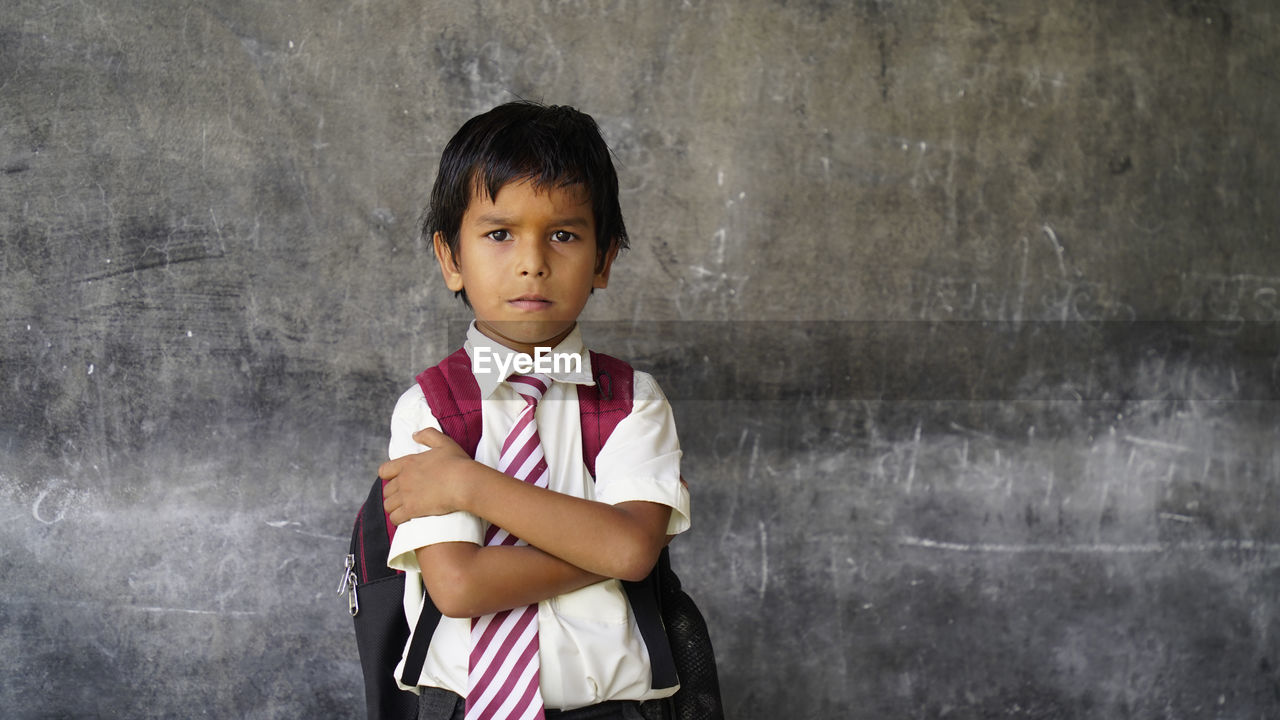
508, 294, 552, 311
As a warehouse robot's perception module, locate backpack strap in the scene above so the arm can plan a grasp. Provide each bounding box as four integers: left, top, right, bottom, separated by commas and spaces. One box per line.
378, 348, 479, 549
577, 351, 633, 477
417, 347, 484, 458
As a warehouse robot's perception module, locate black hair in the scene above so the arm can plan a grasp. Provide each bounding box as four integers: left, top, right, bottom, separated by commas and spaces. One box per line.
423, 102, 629, 303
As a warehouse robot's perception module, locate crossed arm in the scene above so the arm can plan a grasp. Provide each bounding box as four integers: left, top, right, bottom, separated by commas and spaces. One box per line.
380, 427, 672, 618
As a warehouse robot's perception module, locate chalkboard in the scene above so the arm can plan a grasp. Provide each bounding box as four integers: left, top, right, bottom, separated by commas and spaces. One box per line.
2, 1, 1278, 717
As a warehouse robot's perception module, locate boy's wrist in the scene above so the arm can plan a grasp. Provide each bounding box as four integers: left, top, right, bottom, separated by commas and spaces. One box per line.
449, 456, 484, 515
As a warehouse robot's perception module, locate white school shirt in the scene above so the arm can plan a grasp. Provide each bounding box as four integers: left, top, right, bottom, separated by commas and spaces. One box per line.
386, 322, 691, 710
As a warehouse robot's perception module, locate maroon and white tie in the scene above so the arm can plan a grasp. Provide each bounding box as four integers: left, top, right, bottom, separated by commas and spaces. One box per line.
466, 373, 552, 720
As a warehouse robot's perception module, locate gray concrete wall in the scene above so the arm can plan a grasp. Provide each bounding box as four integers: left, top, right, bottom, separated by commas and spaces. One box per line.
3, 1, 1278, 717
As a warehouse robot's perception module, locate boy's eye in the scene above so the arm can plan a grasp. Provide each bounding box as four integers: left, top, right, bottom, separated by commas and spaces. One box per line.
486, 230, 510, 242
551, 230, 576, 243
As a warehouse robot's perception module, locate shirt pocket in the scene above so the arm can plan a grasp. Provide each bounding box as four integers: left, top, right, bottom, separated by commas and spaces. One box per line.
550, 579, 630, 625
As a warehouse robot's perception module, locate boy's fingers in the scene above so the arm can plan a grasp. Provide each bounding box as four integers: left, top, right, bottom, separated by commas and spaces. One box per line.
378, 459, 401, 480
412, 427, 444, 446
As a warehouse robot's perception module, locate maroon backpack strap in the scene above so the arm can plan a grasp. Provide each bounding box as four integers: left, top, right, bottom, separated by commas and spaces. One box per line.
416, 346, 484, 458
577, 351, 635, 478
379, 348, 482, 547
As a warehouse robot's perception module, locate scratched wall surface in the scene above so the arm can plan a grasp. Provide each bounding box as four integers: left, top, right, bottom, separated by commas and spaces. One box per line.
2, 1, 1278, 718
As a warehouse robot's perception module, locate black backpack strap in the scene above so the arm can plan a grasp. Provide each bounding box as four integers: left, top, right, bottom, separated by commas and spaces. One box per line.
399, 586, 440, 686
623, 551, 679, 691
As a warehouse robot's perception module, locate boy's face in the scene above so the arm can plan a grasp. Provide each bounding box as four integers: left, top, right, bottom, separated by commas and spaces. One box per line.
434, 179, 615, 356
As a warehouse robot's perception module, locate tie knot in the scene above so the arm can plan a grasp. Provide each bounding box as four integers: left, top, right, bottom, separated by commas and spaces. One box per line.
508, 373, 552, 406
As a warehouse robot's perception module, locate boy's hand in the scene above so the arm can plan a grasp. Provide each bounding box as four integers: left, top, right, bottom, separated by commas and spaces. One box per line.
380, 428, 472, 526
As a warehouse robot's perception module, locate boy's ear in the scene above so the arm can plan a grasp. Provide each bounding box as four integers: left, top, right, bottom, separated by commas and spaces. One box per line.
592, 244, 620, 289
433, 232, 465, 292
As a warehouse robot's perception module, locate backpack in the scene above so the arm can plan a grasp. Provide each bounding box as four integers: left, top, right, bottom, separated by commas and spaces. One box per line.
340, 348, 723, 720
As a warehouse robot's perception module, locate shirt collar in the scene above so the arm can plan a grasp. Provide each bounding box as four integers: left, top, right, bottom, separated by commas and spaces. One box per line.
464, 321, 596, 399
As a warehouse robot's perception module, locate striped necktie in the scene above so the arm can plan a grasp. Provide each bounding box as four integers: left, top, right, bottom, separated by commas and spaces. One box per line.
466, 373, 552, 720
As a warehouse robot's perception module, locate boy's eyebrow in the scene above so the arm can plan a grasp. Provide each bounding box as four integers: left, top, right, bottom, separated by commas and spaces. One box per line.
473, 212, 592, 228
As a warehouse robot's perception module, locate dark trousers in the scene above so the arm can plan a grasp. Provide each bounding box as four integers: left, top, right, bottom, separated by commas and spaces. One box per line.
417, 686, 648, 720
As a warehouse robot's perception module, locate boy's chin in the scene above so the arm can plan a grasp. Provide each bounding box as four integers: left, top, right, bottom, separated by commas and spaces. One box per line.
475, 319, 576, 351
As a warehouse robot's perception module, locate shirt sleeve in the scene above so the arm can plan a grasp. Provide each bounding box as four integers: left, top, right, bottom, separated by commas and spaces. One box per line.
385, 384, 485, 573
592, 371, 691, 535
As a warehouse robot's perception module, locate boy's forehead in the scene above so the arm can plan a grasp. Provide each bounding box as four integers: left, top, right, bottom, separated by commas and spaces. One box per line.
469, 176, 593, 211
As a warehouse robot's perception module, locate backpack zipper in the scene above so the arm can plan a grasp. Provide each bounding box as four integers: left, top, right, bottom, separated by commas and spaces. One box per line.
338, 553, 359, 616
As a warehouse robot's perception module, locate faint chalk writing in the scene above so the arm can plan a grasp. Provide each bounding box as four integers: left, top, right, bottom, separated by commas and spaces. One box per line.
1174, 272, 1280, 327
32, 479, 74, 524
910, 225, 1139, 323
265, 519, 346, 542
538, 0, 636, 15
758, 520, 769, 599
4, 597, 262, 617
900, 536, 1280, 554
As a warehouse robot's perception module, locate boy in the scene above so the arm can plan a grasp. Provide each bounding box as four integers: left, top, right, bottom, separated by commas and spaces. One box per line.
377, 102, 690, 720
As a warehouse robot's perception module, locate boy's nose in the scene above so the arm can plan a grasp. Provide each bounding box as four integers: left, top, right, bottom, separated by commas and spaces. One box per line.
516, 240, 549, 277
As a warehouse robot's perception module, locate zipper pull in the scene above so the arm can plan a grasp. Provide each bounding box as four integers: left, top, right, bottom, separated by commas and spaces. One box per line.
337, 554, 355, 594
338, 553, 359, 616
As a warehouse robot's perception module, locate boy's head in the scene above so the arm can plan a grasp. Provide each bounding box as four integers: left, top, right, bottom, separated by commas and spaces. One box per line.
423, 102, 629, 294
423, 102, 630, 352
